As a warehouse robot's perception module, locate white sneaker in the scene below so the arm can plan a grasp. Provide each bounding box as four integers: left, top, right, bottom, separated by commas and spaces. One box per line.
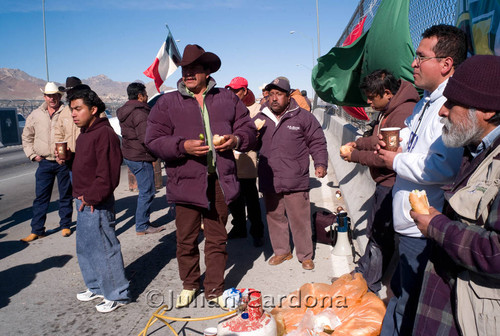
95, 299, 125, 313
76, 289, 104, 302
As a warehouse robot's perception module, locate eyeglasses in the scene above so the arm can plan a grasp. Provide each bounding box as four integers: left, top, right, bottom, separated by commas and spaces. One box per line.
413, 55, 445, 66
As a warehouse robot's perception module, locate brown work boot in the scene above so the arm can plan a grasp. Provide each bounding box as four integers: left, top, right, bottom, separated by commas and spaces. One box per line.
61, 228, 72, 237
301, 259, 315, 270
136, 226, 166, 236
268, 253, 293, 266
20, 233, 45, 243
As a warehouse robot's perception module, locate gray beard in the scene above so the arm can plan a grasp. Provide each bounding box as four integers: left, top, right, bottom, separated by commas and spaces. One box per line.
441, 108, 482, 148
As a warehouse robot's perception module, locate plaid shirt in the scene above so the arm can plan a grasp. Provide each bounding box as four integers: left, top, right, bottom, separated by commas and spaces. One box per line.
413, 135, 500, 335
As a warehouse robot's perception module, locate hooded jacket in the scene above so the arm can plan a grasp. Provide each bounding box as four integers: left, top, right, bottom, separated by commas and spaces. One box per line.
72, 117, 123, 206
22, 101, 65, 161
145, 77, 257, 208
255, 99, 328, 194
117, 100, 156, 162
350, 80, 419, 187
290, 89, 311, 111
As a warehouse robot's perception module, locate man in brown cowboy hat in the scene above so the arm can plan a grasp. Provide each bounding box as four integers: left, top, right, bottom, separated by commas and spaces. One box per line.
145, 44, 257, 309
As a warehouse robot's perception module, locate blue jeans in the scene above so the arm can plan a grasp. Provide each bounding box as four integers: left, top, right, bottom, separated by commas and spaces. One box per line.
381, 234, 431, 336
124, 159, 155, 232
31, 159, 73, 235
75, 198, 129, 303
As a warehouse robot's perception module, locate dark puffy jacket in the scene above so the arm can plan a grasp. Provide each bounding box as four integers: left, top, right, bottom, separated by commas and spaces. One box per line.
145, 77, 257, 208
350, 80, 419, 187
117, 100, 156, 162
255, 99, 328, 194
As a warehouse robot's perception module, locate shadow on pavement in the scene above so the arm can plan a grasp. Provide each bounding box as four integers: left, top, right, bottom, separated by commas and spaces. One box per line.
309, 177, 322, 189
352, 198, 371, 239
0, 254, 72, 309
225, 233, 273, 289
224, 204, 273, 289
339, 168, 360, 185
0, 239, 28, 260
115, 195, 175, 236
0, 201, 60, 233
126, 230, 177, 301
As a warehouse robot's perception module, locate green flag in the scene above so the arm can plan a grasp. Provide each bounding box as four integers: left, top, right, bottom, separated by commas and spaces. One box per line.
312, 0, 415, 107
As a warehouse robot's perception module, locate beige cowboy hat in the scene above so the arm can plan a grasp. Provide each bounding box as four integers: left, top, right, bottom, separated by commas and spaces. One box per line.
178, 44, 221, 74
40, 82, 62, 95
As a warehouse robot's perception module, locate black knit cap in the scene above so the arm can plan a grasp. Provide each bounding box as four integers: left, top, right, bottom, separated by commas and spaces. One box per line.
443, 55, 500, 111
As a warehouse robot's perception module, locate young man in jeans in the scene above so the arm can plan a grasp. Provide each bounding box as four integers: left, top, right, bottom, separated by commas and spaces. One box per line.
67, 86, 129, 313
117, 82, 164, 235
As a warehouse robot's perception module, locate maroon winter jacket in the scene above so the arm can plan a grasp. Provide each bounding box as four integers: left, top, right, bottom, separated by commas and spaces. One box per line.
145, 77, 257, 208
117, 100, 156, 162
350, 80, 419, 187
72, 117, 123, 206
255, 99, 328, 194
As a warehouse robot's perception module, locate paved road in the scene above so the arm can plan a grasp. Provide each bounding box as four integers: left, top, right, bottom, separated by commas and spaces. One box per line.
0, 149, 351, 336
0, 146, 63, 240
0, 145, 35, 186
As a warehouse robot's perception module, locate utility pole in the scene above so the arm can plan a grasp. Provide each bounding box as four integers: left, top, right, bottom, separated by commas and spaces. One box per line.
313, 0, 321, 110
316, 0, 321, 59
42, 0, 49, 81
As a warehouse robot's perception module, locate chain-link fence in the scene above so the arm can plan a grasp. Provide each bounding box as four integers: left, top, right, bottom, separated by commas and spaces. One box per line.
338, 0, 457, 49
332, 0, 457, 130
0, 99, 124, 118
0, 100, 44, 117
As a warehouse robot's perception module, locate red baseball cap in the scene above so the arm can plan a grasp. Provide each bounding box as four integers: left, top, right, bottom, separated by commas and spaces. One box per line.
225, 77, 248, 90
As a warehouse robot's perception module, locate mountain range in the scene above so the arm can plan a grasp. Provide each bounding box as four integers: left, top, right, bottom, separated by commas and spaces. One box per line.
0, 68, 174, 102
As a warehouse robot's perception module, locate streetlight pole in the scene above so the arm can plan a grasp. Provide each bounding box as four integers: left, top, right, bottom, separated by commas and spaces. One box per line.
316, 0, 321, 59
42, 0, 49, 81
314, 0, 321, 109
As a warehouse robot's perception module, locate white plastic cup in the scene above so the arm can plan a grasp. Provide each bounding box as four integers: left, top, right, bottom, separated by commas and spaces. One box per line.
203, 327, 217, 336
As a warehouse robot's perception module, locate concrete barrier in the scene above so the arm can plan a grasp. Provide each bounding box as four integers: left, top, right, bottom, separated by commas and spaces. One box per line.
313, 107, 376, 255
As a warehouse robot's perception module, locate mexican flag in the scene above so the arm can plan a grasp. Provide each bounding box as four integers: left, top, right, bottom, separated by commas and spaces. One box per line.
144, 27, 181, 92
312, 0, 415, 107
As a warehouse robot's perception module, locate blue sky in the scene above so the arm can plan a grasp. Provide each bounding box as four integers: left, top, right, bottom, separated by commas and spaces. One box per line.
0, 0, 359, 97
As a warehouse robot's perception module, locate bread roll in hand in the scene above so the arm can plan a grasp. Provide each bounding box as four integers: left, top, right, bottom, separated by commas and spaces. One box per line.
340, 145, 354, 155
254, 119, 266, 130
409, 190, 430, 214
213, 134, 227, 146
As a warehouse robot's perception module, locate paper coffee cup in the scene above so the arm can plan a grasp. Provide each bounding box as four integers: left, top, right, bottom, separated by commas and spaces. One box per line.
203, 327, 217, 336
55, 142, 68, 160
380, 127, 400, 152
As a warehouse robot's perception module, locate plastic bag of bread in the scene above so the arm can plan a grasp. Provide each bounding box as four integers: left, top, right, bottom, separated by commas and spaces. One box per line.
271, 273, 385, 336
286, 309, 341, 336
332, 291, 386, 336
